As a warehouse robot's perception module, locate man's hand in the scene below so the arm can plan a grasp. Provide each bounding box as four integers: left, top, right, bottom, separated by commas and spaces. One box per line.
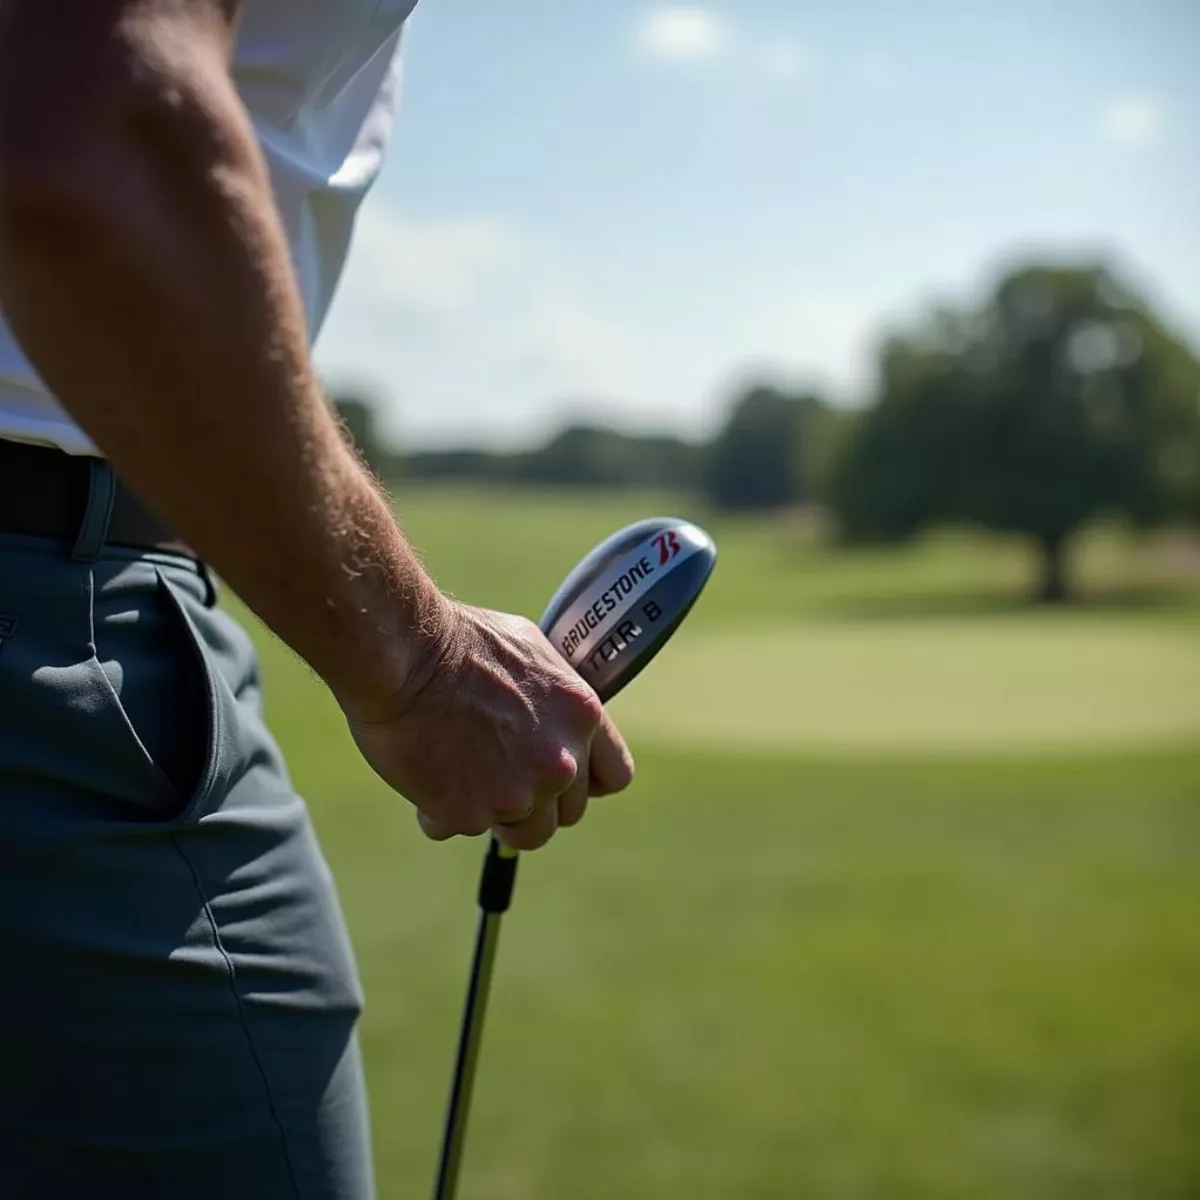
345, 602, 635, 851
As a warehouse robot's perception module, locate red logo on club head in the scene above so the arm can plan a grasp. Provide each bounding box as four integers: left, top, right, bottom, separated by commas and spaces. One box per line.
651, 530, 682, 565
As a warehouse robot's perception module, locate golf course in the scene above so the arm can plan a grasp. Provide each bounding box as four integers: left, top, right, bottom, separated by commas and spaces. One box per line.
233, 485, 1200, 1200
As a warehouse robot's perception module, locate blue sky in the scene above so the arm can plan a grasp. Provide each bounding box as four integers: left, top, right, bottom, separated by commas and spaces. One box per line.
313, 0, 1200, 449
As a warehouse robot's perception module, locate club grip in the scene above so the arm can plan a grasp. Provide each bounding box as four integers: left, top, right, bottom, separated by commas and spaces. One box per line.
477, 838, 520, 913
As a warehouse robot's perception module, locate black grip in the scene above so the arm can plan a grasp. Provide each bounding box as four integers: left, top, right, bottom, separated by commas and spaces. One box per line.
477, 839, 519, 914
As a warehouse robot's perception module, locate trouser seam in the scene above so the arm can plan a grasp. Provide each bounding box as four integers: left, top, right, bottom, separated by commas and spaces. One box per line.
168, 835, 304, 1200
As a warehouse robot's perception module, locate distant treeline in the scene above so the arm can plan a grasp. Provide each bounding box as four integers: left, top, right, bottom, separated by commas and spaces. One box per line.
407, 426, 706, 493
333, 257, 1200, 602
335, 392, 853, 511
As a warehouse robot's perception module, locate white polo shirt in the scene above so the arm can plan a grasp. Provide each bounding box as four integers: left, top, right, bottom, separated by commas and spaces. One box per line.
0, 0, 418, 455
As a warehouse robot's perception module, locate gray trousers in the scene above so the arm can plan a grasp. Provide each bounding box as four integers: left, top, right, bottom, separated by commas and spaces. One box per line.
0, 465, 375, 1198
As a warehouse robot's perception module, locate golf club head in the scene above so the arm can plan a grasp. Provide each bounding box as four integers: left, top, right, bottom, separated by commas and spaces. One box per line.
540, 517, 717, 703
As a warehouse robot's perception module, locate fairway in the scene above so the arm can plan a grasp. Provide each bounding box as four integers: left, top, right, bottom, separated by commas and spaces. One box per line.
609, 617, 1200, 753
230, 486, 1200, 1199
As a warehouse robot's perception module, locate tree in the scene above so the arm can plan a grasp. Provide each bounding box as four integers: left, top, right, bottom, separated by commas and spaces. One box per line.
705, 385, 828, 511
404, 447, 507, 482
513, 424, 702, 490
830, 262, 1200, 601
405, 423, 703, 491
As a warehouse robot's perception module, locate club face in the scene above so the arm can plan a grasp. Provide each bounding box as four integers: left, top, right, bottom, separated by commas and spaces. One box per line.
540, 517, 717, 702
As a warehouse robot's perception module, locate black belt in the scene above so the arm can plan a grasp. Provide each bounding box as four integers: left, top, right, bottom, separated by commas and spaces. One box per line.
0, 438, 196, 558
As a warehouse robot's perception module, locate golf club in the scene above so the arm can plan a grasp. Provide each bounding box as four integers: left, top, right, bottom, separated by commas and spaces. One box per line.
432, 516, 718, 1200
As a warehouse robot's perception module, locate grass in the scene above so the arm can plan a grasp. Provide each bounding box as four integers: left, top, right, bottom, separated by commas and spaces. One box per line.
609, 617, 1200, 753
386, 483, 1200, 624
229, 486, 1200, 1199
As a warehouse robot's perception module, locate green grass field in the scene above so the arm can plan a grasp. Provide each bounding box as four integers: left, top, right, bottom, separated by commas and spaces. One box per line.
234, 487, 1200, 1199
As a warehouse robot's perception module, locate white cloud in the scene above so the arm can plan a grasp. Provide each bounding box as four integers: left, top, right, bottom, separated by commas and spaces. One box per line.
314, 203, 642, 446
314, 206, 898, 447
514, 293, 640, 390
633, 12, 819, 87
1101, 93, 1164, 145
723, 289, 895, 398
338, 209, 524, 316
634, 7, 730, 62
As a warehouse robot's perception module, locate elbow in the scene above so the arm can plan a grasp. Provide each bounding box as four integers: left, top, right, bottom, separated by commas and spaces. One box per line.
0, 76, 211, 259
0, 68, 255, 246
0, 168, 86, 269
0, 162, 114, 273
0, 160, 86, 244
0, 25, 256, 272
0, 78, 122, 246
0, 26, 227, 198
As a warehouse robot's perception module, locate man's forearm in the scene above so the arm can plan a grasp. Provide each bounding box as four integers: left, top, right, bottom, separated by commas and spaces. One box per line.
0, 18, 443, 712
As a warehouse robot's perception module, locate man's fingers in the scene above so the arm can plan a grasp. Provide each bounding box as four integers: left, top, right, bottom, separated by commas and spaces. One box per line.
416, 709, 626, 848
416, 808, 490, 842
588, 708, 635, 796
556, 762, 590, 828
493, 796, 560, 852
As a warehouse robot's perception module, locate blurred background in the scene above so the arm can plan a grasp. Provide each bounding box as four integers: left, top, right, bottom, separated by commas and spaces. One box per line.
241, 2, 1200, 1196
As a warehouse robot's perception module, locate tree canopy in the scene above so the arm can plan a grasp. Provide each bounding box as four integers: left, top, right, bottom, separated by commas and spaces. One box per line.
830, 263, 1200, 599
704, 386, 833, 512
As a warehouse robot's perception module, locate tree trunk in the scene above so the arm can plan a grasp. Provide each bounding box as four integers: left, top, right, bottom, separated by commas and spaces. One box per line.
1037, 531, 1071, 604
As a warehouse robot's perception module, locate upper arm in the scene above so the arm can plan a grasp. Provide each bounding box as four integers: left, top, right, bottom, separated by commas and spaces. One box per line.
0, 0, 246, 173
0, 0, 244, 64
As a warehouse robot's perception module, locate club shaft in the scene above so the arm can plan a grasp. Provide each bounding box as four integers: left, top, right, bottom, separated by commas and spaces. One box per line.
432, 906, 503, 1200
433, 838, 519, 1200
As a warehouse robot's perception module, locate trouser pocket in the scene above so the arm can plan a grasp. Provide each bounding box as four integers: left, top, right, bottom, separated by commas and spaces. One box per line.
87, 560, 227, 822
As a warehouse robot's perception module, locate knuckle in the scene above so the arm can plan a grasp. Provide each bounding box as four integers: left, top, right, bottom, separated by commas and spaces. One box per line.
558, 794, 588, 829
616, 754, 635, 789
567, 684, 603, 729
417, 819, 453, 842
446, 808, 492, 838
537, 743, 579, 790
517, 615, 544, 643
490, 788, 535, 822
508, 825, 555, 852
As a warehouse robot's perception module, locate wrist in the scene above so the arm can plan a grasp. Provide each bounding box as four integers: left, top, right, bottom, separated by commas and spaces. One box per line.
328, 570, 461, 727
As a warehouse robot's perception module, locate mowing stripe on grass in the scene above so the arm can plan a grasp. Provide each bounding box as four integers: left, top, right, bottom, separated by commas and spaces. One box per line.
607, 618, 1200, 755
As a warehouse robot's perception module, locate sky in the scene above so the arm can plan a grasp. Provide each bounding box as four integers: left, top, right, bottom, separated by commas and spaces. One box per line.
313, 0, 1200, 450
